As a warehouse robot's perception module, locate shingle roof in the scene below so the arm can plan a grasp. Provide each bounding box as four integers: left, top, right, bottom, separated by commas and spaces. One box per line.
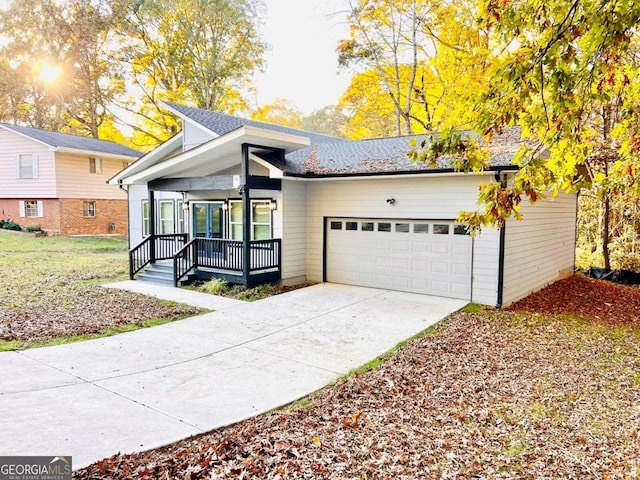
278, 128, 527, 176
164, 102, 529, 177
0, 123, 142, 158
164, 102, 343, 146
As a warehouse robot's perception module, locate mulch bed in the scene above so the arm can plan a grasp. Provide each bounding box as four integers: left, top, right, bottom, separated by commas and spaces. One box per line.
74, 275, 640, 479
507, 273, 640, 326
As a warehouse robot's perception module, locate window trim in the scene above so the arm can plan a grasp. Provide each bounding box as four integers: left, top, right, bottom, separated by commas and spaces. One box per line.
159, 199, 175, 234
82, 201, 96, 218
19, 200, 43, 218
89, 157, 103, 174
16, 154, 39, 179
142, 200, 151, 237
229, 199, 273, 240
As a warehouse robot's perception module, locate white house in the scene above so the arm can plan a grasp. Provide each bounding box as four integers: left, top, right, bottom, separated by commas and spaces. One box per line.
110, 103, 577, 307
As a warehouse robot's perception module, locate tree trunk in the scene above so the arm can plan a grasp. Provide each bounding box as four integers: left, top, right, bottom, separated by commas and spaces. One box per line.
602, 195, 611, 270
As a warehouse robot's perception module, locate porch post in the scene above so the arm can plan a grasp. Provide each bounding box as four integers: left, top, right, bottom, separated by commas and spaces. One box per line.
149, 188, 156, 263
242, 143, 251, 284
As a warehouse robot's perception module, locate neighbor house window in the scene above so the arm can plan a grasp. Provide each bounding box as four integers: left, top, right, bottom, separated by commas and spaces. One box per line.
159, 200, 174, 234
19, 200, 43, 218
142, 200, 151, 236
89, 157, 102, 174
83, 201, 96, 218
229, 200, 272, 240
16, 154, 38, 179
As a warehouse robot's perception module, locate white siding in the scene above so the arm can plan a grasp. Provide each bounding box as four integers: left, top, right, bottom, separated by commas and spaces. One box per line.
128, 184, 148, 245
0, 130, 56, 198
281, 179, 307, 282
502, 192, 577, 306
183, 122, 216, 151
304, 174, 501, 306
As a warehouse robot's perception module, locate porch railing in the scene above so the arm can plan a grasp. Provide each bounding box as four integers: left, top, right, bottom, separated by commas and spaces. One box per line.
129, 233, 188, 279
172, 237, 282, 286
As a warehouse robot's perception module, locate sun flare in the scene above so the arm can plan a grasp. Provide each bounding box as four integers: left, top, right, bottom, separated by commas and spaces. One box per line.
36, 61, 62, 84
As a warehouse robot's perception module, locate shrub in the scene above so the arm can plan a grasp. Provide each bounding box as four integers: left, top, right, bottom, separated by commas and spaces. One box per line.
25, 224, 42, 233
0, 219, 22, 231
199, 278, 228, 295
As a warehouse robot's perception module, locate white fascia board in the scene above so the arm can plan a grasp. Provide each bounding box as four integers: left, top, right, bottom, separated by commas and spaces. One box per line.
108, 134, 183, 185
290, 170, 494, 182
123, 128, 249, 184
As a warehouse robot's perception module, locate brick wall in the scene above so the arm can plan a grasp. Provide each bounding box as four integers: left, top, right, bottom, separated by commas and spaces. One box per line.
59, 198, 128, 235
0, 199, 61, 233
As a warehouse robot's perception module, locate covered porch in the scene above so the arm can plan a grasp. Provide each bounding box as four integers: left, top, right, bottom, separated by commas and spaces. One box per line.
127, 140, 289, 287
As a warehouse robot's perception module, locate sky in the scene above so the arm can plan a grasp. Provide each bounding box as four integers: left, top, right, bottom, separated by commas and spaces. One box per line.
254, 0, 353, 115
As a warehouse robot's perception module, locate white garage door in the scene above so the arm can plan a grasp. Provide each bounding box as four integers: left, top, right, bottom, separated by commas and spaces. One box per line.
326, 218, 472, 300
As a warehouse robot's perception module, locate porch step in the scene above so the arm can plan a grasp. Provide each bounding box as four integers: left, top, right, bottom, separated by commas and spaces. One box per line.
137, 263, 175, 286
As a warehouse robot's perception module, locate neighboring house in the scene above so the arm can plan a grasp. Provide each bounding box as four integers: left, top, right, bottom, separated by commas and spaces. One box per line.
0, 124, 141, 235
111, 103, 577, 307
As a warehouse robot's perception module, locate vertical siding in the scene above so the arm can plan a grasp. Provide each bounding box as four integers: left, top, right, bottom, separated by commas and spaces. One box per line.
0, 130, 56, 197
304, 174, 501, 305
281, 179, 307, 282
502, 192, 577, 306
55, 152, 129, 199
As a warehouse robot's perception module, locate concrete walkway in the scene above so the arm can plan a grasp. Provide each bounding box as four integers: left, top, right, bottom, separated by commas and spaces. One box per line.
0, 283, 467, 469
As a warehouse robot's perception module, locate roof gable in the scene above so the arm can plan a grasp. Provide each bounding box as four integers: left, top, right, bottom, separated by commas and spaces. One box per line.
163, 102, 344, 146
0, 123, 142, 158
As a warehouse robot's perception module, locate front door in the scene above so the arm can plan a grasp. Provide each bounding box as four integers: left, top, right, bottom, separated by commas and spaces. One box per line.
193, 203, 223, 238
193, 203, 225, 259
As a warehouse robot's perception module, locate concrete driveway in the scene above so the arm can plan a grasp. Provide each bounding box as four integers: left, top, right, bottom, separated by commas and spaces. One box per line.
0, 283, 467, 469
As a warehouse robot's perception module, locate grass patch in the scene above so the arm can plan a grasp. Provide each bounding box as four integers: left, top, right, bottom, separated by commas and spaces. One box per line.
190, 279, 315, 302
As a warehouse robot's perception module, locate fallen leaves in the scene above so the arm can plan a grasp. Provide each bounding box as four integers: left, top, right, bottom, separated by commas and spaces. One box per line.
74, 275, 640, 479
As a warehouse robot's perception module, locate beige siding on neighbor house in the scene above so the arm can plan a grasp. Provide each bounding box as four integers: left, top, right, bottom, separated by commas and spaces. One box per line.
304, 174, 502, 306
501, 192, 577, 306
0, 129, 56, 198
281, 179, 307, 283
55, 152, 128, 199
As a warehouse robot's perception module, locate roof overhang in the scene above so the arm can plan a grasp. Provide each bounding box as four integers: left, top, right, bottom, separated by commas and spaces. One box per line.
119, 126, 310, 185
109, 134, 183, 185
56, 147, 139, 161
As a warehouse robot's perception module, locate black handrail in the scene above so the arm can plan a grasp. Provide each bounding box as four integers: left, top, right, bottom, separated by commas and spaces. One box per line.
173, 238, 198, 287
129, 233, 189, 280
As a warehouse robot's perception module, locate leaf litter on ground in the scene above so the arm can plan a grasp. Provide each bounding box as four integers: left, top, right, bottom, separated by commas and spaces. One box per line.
75, 274, 640, 479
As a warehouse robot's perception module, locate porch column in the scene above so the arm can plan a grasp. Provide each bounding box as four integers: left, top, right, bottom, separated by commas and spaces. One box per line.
149, 188, 156, 263
242, 143, 251, 283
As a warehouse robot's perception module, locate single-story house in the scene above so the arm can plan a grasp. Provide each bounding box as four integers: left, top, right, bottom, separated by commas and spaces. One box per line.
0, 123, 141, 235
110, 102, 577, 307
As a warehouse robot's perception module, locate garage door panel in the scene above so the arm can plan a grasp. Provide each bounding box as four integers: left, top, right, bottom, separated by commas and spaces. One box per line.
327, 218, 472, 300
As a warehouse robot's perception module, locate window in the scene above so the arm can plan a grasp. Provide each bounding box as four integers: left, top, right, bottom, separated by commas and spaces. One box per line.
361, 222, 374, 232
252, 201, 271, 240
229, 200, 273, 240
159, 200, 175, 234
433, 224, 450, 234
142, 200, 151, 237
19, 200, 43, 218
454, 225, 470, 235
414, 224, 429, 234
346, 221, 358, 231
230, 201, 243, 240
330, 221, 342, 230
89, 157, 102, 174
16, 154, 38, 179
177, 201, 187, 233
83, 201, 96, 218
395, 223, 410, 233
378, 222, 391, 232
